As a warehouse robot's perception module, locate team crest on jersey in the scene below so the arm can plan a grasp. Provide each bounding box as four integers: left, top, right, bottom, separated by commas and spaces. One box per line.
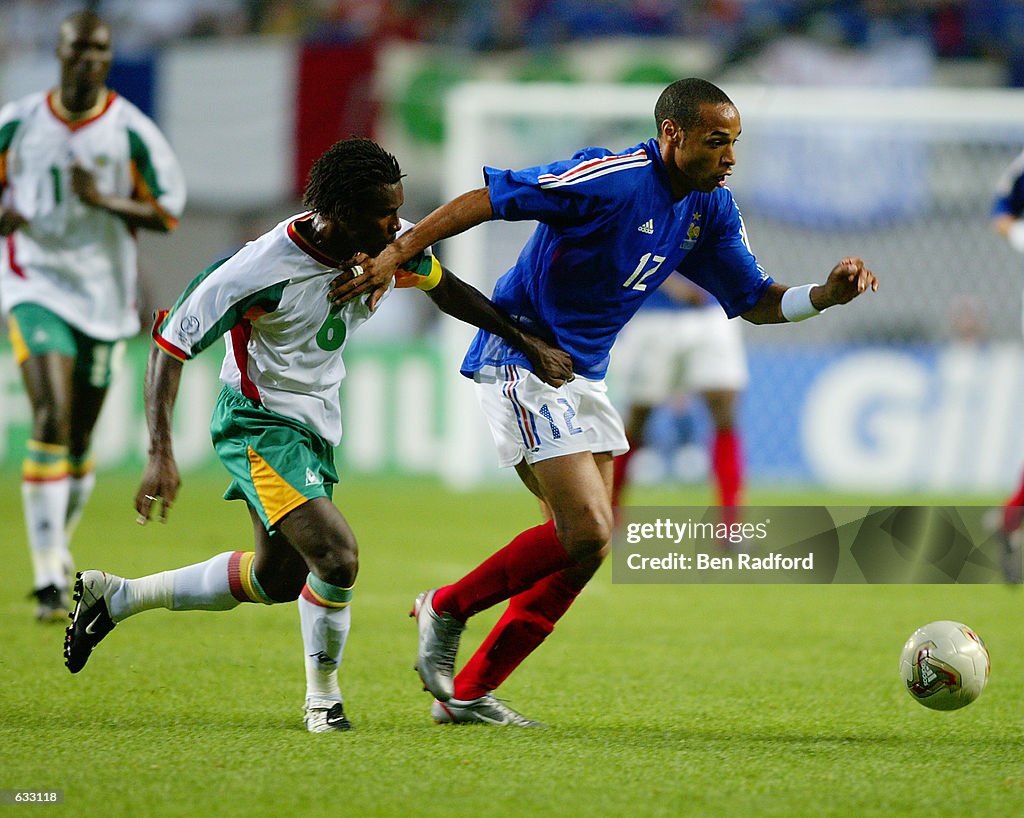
177, 316, 200, 342
680, 212, 701, 249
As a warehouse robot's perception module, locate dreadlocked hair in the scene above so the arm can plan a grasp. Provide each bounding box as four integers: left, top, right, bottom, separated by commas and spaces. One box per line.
303, 137, 403, 221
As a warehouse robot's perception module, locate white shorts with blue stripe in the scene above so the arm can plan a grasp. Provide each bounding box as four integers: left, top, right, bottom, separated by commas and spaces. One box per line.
472, 364, 629, 469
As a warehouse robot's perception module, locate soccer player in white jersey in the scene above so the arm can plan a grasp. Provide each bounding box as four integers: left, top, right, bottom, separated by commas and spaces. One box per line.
990, 147, 1024, 583
0, 11, 186, 621
62, 137, 572, 733
331, 78, 878, 727
610, 274, 748, 524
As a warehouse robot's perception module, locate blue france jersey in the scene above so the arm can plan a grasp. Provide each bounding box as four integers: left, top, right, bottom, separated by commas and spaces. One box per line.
461, 138, 772, 379
640, 277, 715, 311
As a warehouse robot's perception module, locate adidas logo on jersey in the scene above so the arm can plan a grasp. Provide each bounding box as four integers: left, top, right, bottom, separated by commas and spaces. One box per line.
637, 219, 655, 234
305, 468, 322, 486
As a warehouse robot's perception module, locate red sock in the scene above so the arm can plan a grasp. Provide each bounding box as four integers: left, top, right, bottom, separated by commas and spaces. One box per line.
432, 520, 574, 622
712, 429, 743, 528
453, 570, 584, 700
611, 436, 638, 507
712, 429, 743, 507
1003, 473, 1024, 533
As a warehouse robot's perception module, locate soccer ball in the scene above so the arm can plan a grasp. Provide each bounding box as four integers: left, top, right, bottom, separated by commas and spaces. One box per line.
899, 621, 990, 711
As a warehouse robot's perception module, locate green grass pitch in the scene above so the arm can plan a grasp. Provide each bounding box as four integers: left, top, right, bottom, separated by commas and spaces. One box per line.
2, 472, 1022, 817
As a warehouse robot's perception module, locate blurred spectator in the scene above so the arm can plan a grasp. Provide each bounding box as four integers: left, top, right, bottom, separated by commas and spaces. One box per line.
963, 0, 1024, 86
0, 0, 253, 58
520, 0, 678, 47
929, 0, 968, 58
99, 0, 249, 54
257, 0, 320, 36
4, 1, 1024, 86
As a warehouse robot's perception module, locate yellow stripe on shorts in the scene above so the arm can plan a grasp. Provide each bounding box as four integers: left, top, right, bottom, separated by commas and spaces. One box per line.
247, 446, 310, 526
8, 315, 30, 365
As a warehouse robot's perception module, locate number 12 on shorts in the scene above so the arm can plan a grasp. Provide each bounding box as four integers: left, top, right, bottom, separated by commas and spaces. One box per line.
539, 398, 583, 440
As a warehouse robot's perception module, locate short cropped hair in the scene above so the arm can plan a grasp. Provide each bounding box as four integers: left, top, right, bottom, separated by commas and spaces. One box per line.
59, 10, 111, 47
654, 78, 734, 132
303, 137, 403, 221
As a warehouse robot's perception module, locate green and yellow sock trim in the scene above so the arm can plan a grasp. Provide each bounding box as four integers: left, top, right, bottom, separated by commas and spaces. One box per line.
301, 573, 353, 609
22, 440, 69, 483
227, 551, 275, 604
68, 454, 95, 480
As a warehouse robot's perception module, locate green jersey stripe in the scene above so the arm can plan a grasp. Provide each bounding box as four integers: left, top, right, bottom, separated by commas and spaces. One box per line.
0, 119, 20, 154
128, 128, 165, 199
192, 281, 288, 356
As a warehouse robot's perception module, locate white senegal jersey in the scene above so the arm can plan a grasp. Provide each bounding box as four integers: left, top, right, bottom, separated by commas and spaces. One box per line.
0, 90, 186, 340
152, 215, 441, 446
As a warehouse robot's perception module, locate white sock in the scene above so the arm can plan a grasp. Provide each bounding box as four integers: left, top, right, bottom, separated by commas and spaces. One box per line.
65, 470, 96, 544
108, 551, 241, 621
23, 477, 71, 590
298, 595, 351, 703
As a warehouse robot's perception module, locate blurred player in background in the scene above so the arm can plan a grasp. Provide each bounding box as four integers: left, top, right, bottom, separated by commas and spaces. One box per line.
331, 77, 878, 727
989, 148, 1024, 583
611, 274, 746, 523
0, 11, 186, 622
62, 138, 572, 733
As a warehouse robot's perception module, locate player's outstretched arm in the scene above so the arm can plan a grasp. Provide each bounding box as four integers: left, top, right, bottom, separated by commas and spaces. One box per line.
135, 345, 183, 524
742, 257, 878, 325
329, 187, 494, 311
424, 268, 574, 387
70, 165, 173, 232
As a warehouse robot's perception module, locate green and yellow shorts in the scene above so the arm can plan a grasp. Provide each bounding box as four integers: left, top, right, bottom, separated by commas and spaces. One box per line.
8, 303, 121, 388
210, 385, 338, 531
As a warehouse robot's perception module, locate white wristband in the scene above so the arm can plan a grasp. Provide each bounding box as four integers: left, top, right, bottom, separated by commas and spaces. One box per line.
1008, 221, 1024, 254
781, 284, 822, 322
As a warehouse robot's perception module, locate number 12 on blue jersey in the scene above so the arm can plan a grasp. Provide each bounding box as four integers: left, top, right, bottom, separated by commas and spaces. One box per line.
623, 254, 666, 291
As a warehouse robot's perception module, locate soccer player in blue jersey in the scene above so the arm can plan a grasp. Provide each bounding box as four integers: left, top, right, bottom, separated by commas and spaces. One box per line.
331, 77, 878, 726
990, 147, 1024, 583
